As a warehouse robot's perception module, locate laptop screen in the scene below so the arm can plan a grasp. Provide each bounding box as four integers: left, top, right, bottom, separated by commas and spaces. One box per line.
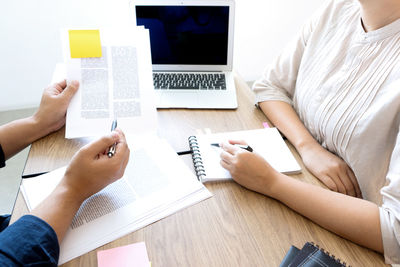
136, 6, 229, 65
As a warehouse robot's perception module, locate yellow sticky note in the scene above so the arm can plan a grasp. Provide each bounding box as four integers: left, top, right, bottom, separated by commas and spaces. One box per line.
69, 30, 102, 58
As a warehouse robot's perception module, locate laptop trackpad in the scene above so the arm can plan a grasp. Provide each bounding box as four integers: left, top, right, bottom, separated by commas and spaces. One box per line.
159, 92, 199, 108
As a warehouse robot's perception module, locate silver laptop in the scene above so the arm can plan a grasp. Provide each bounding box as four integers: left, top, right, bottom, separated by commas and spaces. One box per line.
134, 0, 237, 109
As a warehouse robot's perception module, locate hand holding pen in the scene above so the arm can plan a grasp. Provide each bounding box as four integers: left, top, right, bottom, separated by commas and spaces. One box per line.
211, 142, 253, 152
63, 127, 130, 202
108, 119, 118, 157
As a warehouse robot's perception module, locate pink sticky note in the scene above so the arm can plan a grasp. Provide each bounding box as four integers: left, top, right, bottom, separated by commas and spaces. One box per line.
97, 242, 150, 267
263, 122, 270, 128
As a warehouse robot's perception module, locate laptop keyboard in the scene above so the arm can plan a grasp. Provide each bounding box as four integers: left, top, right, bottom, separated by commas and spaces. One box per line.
153, 72, 226, 90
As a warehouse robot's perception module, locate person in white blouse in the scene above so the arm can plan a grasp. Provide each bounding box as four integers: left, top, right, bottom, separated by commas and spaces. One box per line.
219, 0, 400, 264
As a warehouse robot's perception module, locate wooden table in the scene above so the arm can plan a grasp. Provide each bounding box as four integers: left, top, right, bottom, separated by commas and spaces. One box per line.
12, 75, 388, 266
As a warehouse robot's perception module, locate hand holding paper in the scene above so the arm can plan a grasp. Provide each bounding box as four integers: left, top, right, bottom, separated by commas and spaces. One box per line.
33, 79, 79, 135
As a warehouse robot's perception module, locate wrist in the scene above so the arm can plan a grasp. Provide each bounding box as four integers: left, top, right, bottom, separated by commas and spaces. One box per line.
15, 116, 52, 143
294, 139, 321, 158
267, 172, 289, 200
57, 172, 90, 205
30, 113, 54, 138
54, 181, 86, 208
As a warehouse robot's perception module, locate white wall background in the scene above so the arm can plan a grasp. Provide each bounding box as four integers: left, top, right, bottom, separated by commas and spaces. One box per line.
0, 0, 327, 111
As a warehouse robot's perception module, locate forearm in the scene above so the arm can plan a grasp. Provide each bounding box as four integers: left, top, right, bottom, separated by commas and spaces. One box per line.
0, 116, 50, 159
269, 173, 383, 252
29, 130, 129, 243
30, 184, 83, 243
259, 101, 319, 153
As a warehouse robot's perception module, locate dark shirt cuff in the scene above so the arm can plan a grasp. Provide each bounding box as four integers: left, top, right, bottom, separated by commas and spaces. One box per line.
0, 144, 5, 168
0, 215, 11, 232
0, 215, 59, 266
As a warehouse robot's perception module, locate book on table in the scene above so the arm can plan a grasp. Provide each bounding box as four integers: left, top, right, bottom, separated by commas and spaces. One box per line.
20, 135, 212, 265
280, 242, 347, 267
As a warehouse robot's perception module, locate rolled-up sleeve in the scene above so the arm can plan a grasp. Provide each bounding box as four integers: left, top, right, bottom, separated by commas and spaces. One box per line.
380, 129, 400, 264
252, 20, 312, 106
252, 1, 329, 106
0, 215, 59, 266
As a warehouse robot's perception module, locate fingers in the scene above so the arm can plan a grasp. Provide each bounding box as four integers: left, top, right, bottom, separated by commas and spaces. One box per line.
83, 132, 120, 157
220, 142, 240, 155
323, 169, 359, 197
220, 150, 234, 165
319, 175, 339, 192
52, 80, 67, 93
347, 168, 362, 198
119, 149, 130, 177
114, 129, 130, 178
60, 80, 79, 101
113, 129, 129, 161
228, 139, 248, 146
330, 174, 348, 194
220, 159, 230, 171
56, 79, 67, 90
319, 173, 347, 195
50, 79, 77, 96
336, 168, 356, 197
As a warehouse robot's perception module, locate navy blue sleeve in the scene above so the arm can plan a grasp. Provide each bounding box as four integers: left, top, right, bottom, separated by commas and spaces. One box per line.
0, 215, 10, 232
0, 144, 5, 168
0, 215, 59, 266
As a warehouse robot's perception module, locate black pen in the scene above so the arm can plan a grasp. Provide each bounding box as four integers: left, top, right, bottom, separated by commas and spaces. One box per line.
210, 143, 253, 152
107, 119, 118, 158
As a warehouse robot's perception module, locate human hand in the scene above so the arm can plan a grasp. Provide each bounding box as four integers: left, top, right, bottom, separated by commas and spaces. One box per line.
219, 140, 282, 196
33, 79, 79, 135
60, 128, 130, 203
299, 143, 362, 198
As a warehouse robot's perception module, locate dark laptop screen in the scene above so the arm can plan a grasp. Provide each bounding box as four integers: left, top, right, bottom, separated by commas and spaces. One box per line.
136, 6, 229, 65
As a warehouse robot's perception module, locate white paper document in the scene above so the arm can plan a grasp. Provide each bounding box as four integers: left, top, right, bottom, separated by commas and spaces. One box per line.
62, 27, 157, 138
20, 135, 212, 265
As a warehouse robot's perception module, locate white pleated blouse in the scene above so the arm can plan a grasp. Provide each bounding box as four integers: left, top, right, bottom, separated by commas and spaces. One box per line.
253, 0, 400, 263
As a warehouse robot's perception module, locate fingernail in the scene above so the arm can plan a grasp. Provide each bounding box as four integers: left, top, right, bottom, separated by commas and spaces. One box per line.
71, 80, 79, 87
111, 131, 119, 139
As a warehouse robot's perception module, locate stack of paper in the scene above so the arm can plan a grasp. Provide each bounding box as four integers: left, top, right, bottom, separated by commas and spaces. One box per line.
61, 27, 157, 139
21, 135, 212, 265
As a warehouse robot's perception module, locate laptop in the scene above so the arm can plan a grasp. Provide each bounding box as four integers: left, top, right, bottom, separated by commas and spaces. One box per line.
134, 0, 238, 109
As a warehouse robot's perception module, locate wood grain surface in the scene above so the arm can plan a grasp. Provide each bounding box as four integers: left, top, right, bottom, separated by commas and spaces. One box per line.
12, 74, 388, 267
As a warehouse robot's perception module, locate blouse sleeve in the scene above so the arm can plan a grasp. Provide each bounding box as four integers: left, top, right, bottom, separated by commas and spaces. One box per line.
0, 215, 59, 266
379, 128, 400, 264
252, 1, 331, 106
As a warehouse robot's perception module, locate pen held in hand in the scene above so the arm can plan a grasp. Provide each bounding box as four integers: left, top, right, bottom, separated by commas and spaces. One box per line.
210, 143, 253, 152
107, 119, 118, 158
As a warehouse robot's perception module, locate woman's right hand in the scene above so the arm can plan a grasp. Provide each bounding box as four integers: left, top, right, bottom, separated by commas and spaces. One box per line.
299, 142, 362, 198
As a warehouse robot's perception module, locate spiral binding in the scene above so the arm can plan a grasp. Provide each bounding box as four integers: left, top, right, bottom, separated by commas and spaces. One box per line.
188, 136, 206, 181
310, 242, 349, 267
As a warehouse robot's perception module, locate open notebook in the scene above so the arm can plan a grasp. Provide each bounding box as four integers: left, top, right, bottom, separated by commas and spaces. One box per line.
20, 135, 211, 265
188, 128, 301, 182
